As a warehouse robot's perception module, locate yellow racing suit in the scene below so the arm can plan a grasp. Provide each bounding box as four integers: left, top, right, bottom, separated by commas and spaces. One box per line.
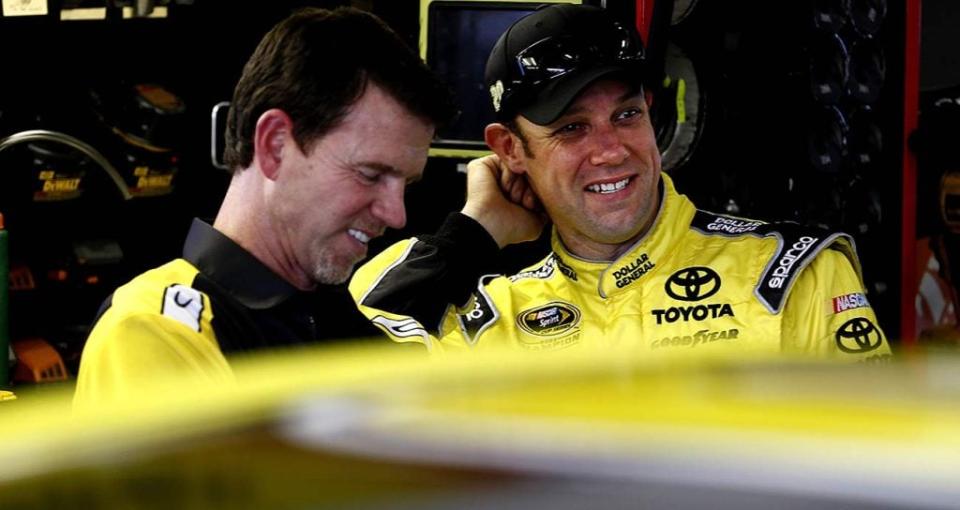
350, 174, 892, 361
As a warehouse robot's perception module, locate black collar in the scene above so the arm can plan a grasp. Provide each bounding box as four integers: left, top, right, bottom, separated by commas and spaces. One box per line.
182, 218, 298, 310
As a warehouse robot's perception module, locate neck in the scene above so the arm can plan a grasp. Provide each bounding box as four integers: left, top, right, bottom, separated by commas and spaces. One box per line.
558, 228, 647, 262
213, 168, 315, 291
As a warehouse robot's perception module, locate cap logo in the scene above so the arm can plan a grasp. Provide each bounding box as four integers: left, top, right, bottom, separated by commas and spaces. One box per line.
489, 80, 505, 113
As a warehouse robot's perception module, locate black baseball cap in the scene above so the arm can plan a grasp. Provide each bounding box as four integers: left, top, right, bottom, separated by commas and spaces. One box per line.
484, 4, 645, 126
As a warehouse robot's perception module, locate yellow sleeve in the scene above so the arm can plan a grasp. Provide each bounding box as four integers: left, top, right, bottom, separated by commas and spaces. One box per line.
74, 311, 234, 410
780, 248, 893, 362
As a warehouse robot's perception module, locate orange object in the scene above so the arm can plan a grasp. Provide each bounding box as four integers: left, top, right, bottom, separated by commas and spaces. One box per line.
12, 338, 68, 383
8, 265, 35, 291
48, 269, 69, 282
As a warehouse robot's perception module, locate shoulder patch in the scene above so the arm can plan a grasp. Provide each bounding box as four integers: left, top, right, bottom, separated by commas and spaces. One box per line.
161, 284, 205, 332
510, 254, 556, 282
509, 253, 577, 283
755, 224, 856, 314
692, 210, 859, 314
690, 210, 766, 236
835, 317, 884, 353
456, 275, 501, 346
371, 315, 428, 340
832, 292, 870, 314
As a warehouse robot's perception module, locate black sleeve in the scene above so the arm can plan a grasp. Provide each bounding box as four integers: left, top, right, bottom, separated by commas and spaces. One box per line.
360, 213, 500, 331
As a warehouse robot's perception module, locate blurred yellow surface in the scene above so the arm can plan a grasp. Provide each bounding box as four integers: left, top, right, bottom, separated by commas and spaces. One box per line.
0, 343, 958, 508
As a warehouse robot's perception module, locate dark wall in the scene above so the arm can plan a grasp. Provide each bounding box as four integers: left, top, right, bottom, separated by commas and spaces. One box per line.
646, 0, 907, 341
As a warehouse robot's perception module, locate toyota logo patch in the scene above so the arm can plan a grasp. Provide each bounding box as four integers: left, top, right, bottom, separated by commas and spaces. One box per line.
835, 318, 883, 353
665, 267, 721, 301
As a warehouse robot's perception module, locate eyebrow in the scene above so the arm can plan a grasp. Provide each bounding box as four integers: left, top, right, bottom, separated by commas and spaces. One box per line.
556, 90, 646, 120
359, 161, 422, 184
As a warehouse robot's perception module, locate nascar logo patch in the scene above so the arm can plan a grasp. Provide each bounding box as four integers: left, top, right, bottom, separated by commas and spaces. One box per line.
832, 292, 869, 314
517, 302, 581, 337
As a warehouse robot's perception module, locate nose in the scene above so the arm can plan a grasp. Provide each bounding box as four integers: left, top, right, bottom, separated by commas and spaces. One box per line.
589, 125, 630, 167
372, 181, 407, 230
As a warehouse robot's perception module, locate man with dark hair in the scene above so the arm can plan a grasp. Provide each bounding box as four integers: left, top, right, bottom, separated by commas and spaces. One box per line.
75, 7, 456, 405
350, 4, 892, 361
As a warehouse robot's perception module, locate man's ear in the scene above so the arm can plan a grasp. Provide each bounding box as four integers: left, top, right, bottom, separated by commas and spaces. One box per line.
485, 123, 527, 175
253, 109, 294, 181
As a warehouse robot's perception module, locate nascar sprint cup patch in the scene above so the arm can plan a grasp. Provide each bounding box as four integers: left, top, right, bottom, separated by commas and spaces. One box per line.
516, 302, 581, 337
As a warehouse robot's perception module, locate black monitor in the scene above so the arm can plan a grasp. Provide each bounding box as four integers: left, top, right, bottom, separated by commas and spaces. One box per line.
420, 0, 582, 158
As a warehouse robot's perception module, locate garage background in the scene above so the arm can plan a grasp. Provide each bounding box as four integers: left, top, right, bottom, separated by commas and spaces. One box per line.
0, 0, 946, 384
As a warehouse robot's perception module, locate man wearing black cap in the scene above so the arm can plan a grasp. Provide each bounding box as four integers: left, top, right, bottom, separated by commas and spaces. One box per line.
350, 4, 892, 361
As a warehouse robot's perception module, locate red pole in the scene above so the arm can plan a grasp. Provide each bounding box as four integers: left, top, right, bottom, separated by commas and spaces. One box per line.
900, 0, 922, 347
634, 0, 655, 46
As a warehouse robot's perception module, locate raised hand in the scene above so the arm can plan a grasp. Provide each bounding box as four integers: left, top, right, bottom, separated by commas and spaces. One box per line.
460, 154, 547, 248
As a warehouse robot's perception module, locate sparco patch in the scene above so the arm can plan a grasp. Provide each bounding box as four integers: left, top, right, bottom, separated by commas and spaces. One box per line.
835, 318, 883, 353
517, 302, 581, 337
612, 253, 654, 288
767, 236, 819, 289
832, 292, 869, 313
754, 224, 852, 314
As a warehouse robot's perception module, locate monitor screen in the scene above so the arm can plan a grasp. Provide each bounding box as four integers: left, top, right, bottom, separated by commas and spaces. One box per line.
425, 2, 547, 152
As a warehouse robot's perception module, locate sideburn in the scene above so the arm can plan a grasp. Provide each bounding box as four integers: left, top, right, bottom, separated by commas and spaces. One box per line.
504, 119, 535, 159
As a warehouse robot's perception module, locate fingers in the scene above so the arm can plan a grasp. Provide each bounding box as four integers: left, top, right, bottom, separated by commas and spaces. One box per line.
522, 186, 541, 211
490, 157, 538, 209
466, 154, 496, 178
500, 170, 529, 204
467, 154, 541, 212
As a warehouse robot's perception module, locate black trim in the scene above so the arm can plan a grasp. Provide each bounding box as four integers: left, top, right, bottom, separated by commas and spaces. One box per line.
691, 210, 855, 313
362, 213, 500, 334
193, 272, 268, 354
456, 275, 499, 345
89, 292, 115, 329
182, 218, 296, 310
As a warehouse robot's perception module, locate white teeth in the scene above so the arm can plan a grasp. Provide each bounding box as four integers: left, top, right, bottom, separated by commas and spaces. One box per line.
587, 177, 630, 194
348, 229, 370, 244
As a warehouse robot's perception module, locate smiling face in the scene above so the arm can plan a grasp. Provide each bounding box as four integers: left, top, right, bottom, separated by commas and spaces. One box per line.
269, 83, 434, 284
508, 79, 662, 260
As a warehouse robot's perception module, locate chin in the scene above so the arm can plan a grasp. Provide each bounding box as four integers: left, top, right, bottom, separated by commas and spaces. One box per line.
312, 258, 357, 285
313, 268, 352, 285
590, 217, 646, 243
309, 245, 364, 285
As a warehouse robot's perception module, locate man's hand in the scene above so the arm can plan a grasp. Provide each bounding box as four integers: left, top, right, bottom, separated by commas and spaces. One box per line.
461, 154, 547, 248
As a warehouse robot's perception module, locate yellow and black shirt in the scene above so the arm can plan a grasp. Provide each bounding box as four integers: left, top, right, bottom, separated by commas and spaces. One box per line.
75, 219, 368, 406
